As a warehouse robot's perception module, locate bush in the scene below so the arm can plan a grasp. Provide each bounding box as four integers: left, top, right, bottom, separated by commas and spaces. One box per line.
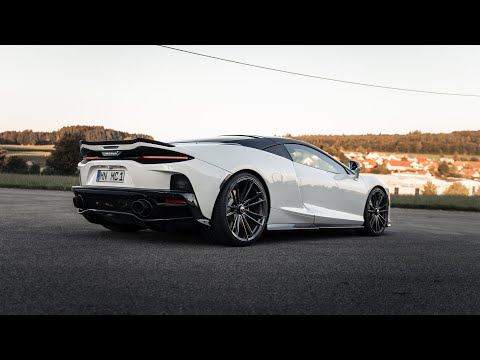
422, 181, 438, 195
29, 163, 41, 175
2, 156, 28, 174
0, 149, 6, 170
444, 182, 470, 196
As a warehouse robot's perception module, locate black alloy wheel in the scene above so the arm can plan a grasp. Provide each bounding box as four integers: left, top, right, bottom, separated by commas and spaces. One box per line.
363, 187, 389, 236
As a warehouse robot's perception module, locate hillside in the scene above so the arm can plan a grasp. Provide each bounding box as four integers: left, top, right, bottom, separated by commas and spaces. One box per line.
0, 126, 154, 145
287, 130, 480, 156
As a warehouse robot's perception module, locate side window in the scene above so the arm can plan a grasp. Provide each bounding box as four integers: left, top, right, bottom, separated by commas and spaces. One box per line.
263, 144, 292, 160
284, 143, 347, 174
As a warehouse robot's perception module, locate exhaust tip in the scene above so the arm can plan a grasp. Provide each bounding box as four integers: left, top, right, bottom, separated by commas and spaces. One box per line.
73, 195, 84, 209
131, 199, 153, 218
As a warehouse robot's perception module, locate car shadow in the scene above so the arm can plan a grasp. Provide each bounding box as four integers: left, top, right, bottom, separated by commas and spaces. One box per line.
89, 227, 212, 246
85, 224, 385, 248
258, 228, 364, 244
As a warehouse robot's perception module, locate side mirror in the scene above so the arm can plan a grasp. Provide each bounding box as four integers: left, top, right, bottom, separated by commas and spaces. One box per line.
348, 160, 362, 180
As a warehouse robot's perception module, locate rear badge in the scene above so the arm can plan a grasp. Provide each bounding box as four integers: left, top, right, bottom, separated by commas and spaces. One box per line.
102, 151, 122, 156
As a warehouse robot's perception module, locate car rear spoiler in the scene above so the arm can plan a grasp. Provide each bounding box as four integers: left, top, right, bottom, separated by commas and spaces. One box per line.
79, 138, 175, 147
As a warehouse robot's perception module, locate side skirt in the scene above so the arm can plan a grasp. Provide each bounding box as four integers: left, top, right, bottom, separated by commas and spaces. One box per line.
267, 224, 364, 231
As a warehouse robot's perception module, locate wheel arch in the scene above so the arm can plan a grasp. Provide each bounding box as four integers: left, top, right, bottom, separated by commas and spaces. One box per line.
370, 184, 389, 196
215, 169, 272, 223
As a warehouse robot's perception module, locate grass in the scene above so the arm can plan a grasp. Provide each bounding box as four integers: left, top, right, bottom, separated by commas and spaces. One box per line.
0, 173, 79, 191
391, 194, 480, 212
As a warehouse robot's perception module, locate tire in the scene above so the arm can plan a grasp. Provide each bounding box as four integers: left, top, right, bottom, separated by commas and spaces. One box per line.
363, 187, 389, 236
202, 172, 269, 247
101, 223, 143, 233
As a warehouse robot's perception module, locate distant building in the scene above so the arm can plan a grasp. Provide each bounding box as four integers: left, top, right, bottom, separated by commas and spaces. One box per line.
364, 173, 480, 195
361, 159, 377, 169
365, 152, 380, 160
386, 160, 412, 172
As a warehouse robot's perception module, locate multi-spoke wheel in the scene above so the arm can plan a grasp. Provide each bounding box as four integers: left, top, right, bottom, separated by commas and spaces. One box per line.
363, 187, 389, 236
201, 172, 269, 246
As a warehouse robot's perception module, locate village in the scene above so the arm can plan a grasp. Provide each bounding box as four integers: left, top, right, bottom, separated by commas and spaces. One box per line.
342, 151, 480, 196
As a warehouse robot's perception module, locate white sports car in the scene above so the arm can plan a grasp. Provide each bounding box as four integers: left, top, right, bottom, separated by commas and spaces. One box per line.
72, 135, 391, 246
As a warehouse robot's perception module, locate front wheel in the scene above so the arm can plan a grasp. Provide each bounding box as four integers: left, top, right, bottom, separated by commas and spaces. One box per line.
363, 187, 389, 236
202, 172, 269, 247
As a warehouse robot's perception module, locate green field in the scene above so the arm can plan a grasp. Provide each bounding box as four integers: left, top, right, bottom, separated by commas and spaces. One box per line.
391, 194, 480, 212
0, 173, 78, 191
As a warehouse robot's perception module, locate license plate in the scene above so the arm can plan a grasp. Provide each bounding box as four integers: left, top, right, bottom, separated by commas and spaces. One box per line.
96, 170, 125, 183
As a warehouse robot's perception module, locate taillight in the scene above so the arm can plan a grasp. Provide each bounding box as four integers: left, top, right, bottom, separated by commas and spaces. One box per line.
137, 156, 189, 160
83, 156, 99, 161
80, 146, 193, 164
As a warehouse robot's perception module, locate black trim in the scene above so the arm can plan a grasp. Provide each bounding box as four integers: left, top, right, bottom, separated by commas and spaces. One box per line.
263, 144, 292, 160
72, 186, 206, 228
79, 138, 175, 147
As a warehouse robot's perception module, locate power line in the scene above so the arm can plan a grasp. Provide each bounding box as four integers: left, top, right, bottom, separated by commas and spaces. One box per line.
158, 45, 480, 98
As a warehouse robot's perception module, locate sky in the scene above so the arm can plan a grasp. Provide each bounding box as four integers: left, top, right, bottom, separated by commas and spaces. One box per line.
0, 45, 479, 142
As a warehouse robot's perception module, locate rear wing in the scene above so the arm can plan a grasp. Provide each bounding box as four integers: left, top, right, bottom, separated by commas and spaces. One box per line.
78, 138, 194, 164
79, 137, 174, 148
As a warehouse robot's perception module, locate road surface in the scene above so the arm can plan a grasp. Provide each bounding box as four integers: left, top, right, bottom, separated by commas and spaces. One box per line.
1, 187, 480, 314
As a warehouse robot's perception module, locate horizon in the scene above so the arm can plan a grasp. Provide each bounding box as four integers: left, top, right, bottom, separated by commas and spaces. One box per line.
1, 124, 480, 139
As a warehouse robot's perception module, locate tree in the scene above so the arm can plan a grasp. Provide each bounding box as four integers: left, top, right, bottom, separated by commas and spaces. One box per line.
371, 163, 390, 174
444, 182, 469, 196
422, 181, 438, 195
3, 156, 28, 174
338, 152, 349, 166
45, 132, 84, 175
437, 161, 450, 177
356, 146, 366, 154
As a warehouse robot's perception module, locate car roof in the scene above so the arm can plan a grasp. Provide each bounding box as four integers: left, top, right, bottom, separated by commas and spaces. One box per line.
171, 135, 353, 174
171, 135, 311, 149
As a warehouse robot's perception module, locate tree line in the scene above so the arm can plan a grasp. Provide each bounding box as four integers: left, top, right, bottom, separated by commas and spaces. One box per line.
287, 130, 480, 156
0, 125, 153, 145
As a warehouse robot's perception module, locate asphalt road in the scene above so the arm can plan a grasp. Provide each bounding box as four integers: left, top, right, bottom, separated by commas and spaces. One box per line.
1, 188, 480, 314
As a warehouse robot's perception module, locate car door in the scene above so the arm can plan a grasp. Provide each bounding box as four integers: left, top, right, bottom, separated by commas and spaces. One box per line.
284, 143, 364, 226
333, 170, 368, 220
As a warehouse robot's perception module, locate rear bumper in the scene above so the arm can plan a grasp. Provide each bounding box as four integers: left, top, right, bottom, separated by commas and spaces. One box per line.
72, 186, 207, 228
